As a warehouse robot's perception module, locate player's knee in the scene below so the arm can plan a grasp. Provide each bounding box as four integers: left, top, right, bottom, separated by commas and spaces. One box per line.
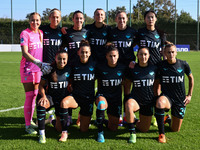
60, 99, 69, 108
125, 99, 134, 111
156, 98, 167, 109
97, 101, 106, 110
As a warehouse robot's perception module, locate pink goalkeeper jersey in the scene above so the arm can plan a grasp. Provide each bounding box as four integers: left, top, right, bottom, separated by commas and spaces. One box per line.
20, 28, 43, 73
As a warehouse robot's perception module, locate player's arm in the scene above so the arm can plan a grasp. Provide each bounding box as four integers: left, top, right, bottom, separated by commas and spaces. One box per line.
184, 73, 194, 106
21, 45, 36, 63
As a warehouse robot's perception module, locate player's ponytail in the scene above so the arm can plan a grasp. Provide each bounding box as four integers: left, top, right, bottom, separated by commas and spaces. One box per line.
164, 41, 176, 50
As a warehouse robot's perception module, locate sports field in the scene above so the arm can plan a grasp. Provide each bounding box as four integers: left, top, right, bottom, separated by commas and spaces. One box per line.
0, 52, 199, 150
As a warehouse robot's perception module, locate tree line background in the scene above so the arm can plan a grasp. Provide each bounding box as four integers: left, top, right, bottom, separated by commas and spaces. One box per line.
0, 0, 199, 50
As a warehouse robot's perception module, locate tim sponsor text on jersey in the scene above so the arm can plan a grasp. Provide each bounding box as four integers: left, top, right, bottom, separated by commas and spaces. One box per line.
102, 79, 122, 86
140, 40, 160, 49
133, 79, 154, 87
50, 81, 68, 89
90, 38, 107, 45
74, 74, 95, 81
43, 39, 61, 46
113, 41, 131, 48
162, 76, 184, 83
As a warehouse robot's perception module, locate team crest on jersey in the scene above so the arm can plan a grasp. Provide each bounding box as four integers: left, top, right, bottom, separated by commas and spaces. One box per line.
69, 35, 74, 38
163, 68, 168, 71
126, 34, 131, 39
89, 66, 94, 71
65, 72, 70, 77
58, 33, 62, 37
103, 72, 108, 75
155, 34, 160, 39
140, 33, 145, 36
20, 38, 24, 43
149, 71, 154, 76
134, 72, 139, 75
64, 47, 68, 52
102, 32, 107, 36
113, 34, 117, 37
117, 71, 122, 76
177, 68, 183, 73
75, 67, 79, 70
45, 32, 49, 34
82, 34, 87, 39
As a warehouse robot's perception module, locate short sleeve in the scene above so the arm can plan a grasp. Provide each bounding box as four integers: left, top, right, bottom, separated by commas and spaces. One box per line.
20, 30, 29, 46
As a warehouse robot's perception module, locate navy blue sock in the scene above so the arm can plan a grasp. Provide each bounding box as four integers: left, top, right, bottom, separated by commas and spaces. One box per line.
37, 106, 46, 130
128, 123, 136, 134
60, 108, 68, 131
155, 107, 165, 134
96, 109, 105, 133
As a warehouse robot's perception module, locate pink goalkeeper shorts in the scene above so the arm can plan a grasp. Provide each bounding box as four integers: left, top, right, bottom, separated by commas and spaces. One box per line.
20, 70, 42, 84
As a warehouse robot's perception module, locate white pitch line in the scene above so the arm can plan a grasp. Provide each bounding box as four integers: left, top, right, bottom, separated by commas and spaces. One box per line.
0, 106, 24, 112
0, 88, 98, 113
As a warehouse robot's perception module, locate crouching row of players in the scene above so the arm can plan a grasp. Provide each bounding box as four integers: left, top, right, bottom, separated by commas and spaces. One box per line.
36, 40, 194, 144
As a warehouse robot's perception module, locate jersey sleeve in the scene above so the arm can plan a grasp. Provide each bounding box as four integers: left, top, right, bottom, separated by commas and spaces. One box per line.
20, 30, 29, 46
184, 61, 192, 76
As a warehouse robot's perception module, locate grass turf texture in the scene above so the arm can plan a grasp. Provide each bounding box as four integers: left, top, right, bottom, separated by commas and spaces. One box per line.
0, 52, 199, 150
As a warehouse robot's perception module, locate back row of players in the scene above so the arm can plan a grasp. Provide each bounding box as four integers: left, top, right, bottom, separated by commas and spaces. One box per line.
19, 8, 194, 144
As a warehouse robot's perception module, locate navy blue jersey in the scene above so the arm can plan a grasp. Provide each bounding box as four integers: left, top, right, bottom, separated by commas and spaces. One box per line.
40, 25, 62, 63
85, 23, 111, 61
126, 63, 158, 105
60, 27, 88, 63
158, 59, 191, 106
96, 62, 127, 98
42, 64, 71, 102
108, 26, 136, 65
71, 57, 96, 99
136, 27, 166, 65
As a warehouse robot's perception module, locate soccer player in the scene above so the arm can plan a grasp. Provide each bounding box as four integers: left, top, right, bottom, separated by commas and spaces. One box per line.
136, 10, 166, 65
155, 41, 194, 143
85, 8, 111, 62
40, 8, 62, 64
58, 40, 96, 142
37, 50, 71, 143
108, 10, 137, 125
95, 43, 127, 143
125, 47, 158, 143
60, 10, 88, 65
20, 12, 44, 135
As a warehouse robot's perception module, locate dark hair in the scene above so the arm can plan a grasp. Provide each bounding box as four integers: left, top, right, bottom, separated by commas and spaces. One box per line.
144, 10, 157, 19
105, 43, 119, 54
80, 39, 90, 47
94, 8, 105, 16
56, 49, 68, 56
116, 10, 127, 18
73, 10, 84, 18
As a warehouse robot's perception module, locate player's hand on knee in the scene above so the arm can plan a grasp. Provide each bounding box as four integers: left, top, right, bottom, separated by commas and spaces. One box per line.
38, 97, 48, 106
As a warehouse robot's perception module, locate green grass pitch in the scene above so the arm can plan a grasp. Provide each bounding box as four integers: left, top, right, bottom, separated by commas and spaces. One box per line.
0, 52, 199, 150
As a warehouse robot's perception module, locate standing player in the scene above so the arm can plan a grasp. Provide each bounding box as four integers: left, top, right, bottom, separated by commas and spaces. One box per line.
135, 10, 167, 126
60, 10, 88, 65
155, 41, 194, 143
60, 10, 88, 124
40, 8, 62, 64
125, 47, 158, 143
95, 43, 127, 143
20, 12, 44, 134
37, 50, 71, 143
58, 40, 96, 142
108, 10, 137, 125
85, 8, 111, 62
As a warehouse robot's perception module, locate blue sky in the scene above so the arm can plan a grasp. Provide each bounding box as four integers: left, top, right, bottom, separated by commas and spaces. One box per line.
0, 0, 199, 21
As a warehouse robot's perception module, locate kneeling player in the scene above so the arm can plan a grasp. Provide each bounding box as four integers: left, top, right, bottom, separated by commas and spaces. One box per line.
58, 40, 96, 142
155, 41, 194, 143
95, 43, 127, 143
125, 47, 158, 143
37, 50, 71, 143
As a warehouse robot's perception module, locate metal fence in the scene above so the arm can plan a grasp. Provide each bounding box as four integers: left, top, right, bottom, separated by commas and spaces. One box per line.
0, 0, 199, 50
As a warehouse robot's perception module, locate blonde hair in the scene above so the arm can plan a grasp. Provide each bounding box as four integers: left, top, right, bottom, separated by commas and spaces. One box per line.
29, 12, 42, 43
